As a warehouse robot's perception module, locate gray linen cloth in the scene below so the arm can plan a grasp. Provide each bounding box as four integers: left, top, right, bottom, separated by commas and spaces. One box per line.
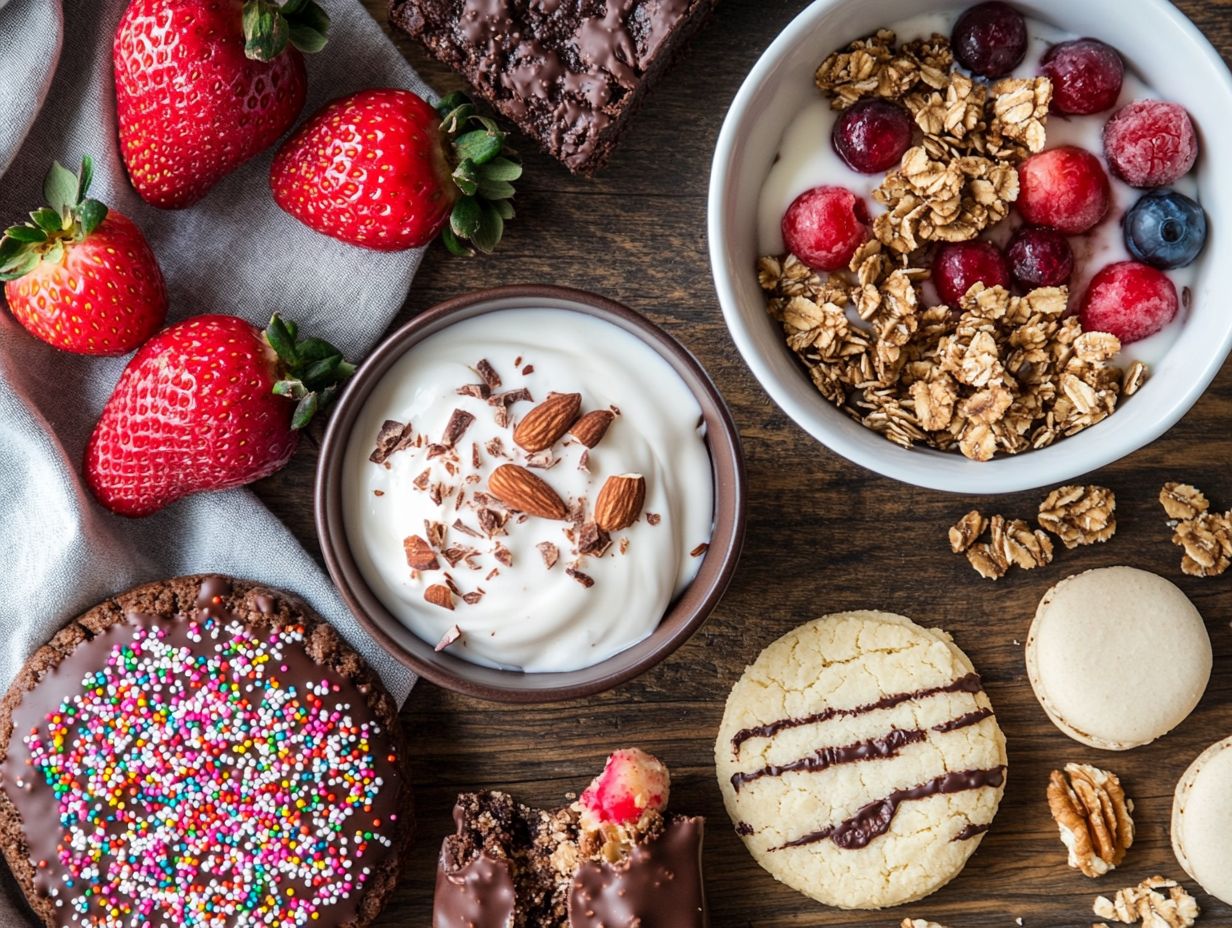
0, 0, 427, 720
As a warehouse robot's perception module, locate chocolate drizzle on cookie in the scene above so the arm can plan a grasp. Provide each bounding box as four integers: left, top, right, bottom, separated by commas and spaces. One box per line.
773, 767, 1007, 852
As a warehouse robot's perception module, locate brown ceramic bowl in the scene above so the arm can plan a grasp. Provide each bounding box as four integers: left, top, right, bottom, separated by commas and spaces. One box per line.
315, 285, 746, 703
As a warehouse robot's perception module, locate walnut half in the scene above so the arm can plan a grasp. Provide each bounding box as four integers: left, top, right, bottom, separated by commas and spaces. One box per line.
1093, 876, 1200, 928
1047, 763, 1134, 878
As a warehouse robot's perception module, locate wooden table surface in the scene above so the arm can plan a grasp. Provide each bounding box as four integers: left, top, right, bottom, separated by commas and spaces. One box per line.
256, 2, 1232, 925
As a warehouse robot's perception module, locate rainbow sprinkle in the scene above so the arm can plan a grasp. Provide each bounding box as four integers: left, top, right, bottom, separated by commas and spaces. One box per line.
21, 618, 395, 927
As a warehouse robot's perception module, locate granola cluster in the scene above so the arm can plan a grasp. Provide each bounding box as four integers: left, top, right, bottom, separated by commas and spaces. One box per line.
1159, 482, 1232, 577
1047, 763, 1134, 879
1093, 876, 1200, 928
949, 485, 1116, 579
766, 30, 1147, 461
763, 251, 1147, 459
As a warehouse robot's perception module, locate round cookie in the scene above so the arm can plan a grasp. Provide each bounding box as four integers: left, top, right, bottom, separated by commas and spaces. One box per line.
715, 611, 1007, 910
1172, 735, 1232, 905
0, 575, 413, 928
1026, 567, 1211, 750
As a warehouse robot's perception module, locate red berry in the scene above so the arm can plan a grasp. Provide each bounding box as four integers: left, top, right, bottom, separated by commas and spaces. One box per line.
781, 186, 869, 272
1006, 226, 1074, 288
952, 2, 1028, 78
1017, 146, 1111, 235
931, 241, 1011, 307
1040, 39, 1124, 115
1080, 261, 1178, 344
832, 99, 914, 174
114, 0, 329, 209
1103, 100, 1198, 188
578, 749, 670, 831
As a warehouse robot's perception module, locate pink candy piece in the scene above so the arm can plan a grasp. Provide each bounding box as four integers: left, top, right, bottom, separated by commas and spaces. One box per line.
578, 748, 671, 829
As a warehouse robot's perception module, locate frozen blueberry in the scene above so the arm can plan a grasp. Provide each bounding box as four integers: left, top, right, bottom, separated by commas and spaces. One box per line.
1124, 190, 1207, 269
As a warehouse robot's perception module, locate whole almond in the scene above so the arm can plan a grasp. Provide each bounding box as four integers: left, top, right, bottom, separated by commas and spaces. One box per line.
513, 392, 581, 452
488, 463, 568, 519
595, 473, 646, 532
404, 534, 440, 571
424, 584, 454, 610
569, 409, 616, 448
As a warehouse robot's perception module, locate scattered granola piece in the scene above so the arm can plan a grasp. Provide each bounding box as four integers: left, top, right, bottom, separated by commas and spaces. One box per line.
966, 541, 1007, 580
434, 624, 462, 651
1038, 485, 1117, 548
949, 509, 986, 553
1093, 876, 1199, 928
1159, 483, 1209, 521
995, 517, 1054, 570
1172, 512, 1232, 578
1047, 763, 1135, 878
1123, 359, 1149, 396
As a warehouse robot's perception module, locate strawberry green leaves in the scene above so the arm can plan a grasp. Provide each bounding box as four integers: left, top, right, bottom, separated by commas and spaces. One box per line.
265, 314, 356, 430
1, 156, 108, 281
242, 0, 330, 62
435, 92, 522, 257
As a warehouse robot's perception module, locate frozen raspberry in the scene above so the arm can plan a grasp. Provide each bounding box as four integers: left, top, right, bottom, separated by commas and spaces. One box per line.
952, 2, 1028, 78
1040, 38, 1124, 115
932, 241, 1011, 307
578, 748, 670, 831
1017, 146, 1111, 235
1103, 100, 1198, 188
832, 99, 914, 174
1007, 226, 1074, 288
781, 185, 869, 272
1080, 261, 1179, 344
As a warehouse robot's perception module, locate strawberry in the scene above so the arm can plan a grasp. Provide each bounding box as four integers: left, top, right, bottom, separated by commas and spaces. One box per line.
1, 156, 167, 355
114, 0, 330, 209
85, 313, 353, 516
270, 90, 520, 254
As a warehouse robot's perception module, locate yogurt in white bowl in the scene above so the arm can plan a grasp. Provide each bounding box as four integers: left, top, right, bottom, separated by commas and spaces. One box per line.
710, 0, 1232, 494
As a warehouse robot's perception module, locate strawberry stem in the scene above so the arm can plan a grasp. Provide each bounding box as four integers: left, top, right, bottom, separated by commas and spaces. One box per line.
242, 0, 330, 62
434, 92, 521, 257
265, 314, 355, 430
0, 155, 107, 281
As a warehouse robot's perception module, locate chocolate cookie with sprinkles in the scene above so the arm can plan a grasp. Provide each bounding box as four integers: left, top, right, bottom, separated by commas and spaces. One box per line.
0, 575, 412, 928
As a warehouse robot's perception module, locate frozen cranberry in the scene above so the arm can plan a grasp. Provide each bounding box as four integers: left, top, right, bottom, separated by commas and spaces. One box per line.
781, 185, 870, 272
1017, 146, 1111, 234
952, 2, 1028, 78
1007, 226, 1074, 288
932, 241, 1011, 307
832, 99, 914, 174
1040, 38, 1124, 115
1103, 100, 1198, 188
1080, 261, 1178, 344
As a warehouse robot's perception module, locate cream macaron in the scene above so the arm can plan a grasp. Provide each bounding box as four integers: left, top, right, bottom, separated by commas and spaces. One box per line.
1172, 735, 1232, 905
1026, 567, 1211, 750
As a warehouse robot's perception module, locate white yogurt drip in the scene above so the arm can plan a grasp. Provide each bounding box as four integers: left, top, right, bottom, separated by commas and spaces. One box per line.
342, 308, 715, 673
757, 9, 1200, 366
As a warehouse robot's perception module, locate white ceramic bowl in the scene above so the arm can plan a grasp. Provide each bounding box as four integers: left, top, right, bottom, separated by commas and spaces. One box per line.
709, 0, 1232, 494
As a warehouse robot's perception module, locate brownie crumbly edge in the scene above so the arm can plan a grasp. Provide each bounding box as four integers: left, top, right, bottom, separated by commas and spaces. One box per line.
388, 0, 718, 175
0, 574, 414, 928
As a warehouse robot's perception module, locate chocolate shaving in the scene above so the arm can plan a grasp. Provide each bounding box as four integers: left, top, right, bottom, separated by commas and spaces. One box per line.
566, 567, 595, 588
485, 567, 500, 581
485, 437, 507, 458
578, 450, 590, 473
373, 489, 384, 497
537, 542, 559, 569
522, 364, 534, 375
489, 387, 532, 408
441, 546, 473, 568
646, 512, 662, 525
493, 543, 513, 567
567, 498, 587, 525
577, 522, 612, 557
429, 483, 446, 506
477, 508, 508, 537
441, 409, 475, 447
462, 591, 484, 605
435, 624, 462, 650
618, 538, 630, 555
476, 359, 501, 390
426, 443, 448, 459
457, 383, 490, 400
471, 442, 482, 469
690, 542, 710, 557
425, 520, 447, 549
452, 519, 483, 539
524, 450, 556, 470
369, 419, 416, 464
443, 573, 461, 594
413, 468, 431, 491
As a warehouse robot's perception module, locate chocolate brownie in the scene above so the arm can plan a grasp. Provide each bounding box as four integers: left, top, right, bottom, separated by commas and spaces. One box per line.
389, 0, 717, 174
0, 575, 413, 928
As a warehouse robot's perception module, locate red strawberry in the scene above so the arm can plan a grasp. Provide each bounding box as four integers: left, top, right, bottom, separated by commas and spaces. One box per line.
270, 90, 520, 254
85, 313, 353, 516
1, 156, 166, 355
114, 0, 330, 209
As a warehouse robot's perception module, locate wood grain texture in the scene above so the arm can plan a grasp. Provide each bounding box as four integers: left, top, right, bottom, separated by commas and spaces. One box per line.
253, 2, 1232, 925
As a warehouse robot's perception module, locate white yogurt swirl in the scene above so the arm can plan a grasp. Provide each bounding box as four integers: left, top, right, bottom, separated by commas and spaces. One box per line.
342, 308, 714, 673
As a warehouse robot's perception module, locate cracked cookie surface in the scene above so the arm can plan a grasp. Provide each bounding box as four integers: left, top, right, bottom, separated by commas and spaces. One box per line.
715, 611, 1006, 910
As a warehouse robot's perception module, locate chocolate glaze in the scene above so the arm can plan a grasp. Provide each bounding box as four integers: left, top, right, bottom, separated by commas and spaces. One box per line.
953, 822, 992, 842
730, 707, 993, 792
568, 817, 707, 928
774, 767, 1007, 851
730, 673, 985, 754
433, 848, 516, 928
2, 577, 402, 927
734, 822, 754, 837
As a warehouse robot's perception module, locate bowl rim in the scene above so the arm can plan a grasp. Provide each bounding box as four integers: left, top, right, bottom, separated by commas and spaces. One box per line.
708, 0, 1232, 495
315, 284, 747, 703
